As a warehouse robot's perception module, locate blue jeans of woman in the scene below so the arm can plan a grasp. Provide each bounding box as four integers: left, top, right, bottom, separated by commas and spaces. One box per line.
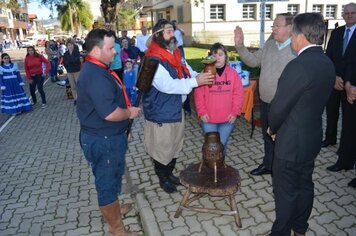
29, 74, 46, 104
80, 131, 127, 207
201, 122, 235, 153
50, 58, 58, 79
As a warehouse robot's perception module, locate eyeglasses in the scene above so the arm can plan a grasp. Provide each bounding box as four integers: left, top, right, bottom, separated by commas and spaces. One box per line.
271, 24, 288, 29
3, 57, 10, 59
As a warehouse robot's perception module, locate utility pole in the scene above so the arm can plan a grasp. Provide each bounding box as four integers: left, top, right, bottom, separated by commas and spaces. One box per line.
260, 0, 266, 48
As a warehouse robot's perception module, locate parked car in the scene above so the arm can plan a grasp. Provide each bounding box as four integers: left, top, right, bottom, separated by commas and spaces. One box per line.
19, 39, 34, 48
51, 35, 71, 41
37, 39, 46, 47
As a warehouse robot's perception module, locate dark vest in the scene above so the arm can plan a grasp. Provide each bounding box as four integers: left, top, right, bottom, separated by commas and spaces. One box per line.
142, 56, 187, 123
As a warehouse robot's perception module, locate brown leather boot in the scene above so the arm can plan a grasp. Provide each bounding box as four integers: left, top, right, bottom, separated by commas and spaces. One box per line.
120, 203, 133, 215
100, 200, 138, 236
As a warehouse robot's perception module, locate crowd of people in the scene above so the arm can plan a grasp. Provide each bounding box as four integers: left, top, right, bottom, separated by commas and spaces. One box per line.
0, 5, 355, 235
0, 23, 153, 114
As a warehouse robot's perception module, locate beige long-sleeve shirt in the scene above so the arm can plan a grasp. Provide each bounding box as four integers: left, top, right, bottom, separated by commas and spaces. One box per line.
236, 39, 296, 103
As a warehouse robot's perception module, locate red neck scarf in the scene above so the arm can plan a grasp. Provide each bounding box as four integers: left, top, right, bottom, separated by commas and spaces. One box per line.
145, 41, 191, 79
85, 55, 131, 107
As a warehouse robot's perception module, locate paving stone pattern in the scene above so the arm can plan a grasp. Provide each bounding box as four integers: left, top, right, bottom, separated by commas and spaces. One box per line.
0, 48, 355, 235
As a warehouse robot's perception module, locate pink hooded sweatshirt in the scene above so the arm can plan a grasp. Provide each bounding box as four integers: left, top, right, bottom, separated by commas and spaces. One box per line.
194, 64, 244, 123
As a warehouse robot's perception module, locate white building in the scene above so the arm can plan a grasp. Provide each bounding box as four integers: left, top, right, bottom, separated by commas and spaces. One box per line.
150, 0, 351, 47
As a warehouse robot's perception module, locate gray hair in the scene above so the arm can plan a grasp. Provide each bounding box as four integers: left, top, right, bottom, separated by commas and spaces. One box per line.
292, 13, 325, 45
343, 2, 356, 13
276, 13, 294, 25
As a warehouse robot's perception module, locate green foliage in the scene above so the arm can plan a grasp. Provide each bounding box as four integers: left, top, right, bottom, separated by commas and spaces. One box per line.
185, 47, 209, 72
114, 0, 141, 30
185, 47, 260, 78
40, 0, 142, 27
57, 0, 93, 35
40, 0, 62, 17
117, 8, 138, 29
0, 0, 21, 11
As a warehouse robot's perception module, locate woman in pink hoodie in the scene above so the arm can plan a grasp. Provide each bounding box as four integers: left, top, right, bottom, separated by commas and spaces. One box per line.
194, 43, 243, 152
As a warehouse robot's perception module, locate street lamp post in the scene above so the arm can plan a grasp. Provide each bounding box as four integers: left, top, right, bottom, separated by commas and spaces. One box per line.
260, 0, 266, 48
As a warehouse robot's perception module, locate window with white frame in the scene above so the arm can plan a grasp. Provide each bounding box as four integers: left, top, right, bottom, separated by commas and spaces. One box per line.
243, 4, 256, 20
325, 5, 337, 19
288, 4, 299, 15
265, 4, 272, 19
312, 5, 323, 14
210, 4, 225, 20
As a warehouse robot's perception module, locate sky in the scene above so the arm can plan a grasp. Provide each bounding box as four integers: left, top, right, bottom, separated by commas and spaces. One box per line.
27, 1, 58, 20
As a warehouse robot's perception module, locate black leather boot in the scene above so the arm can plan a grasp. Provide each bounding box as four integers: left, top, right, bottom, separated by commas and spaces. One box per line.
153, 160, 177, 193
167, 158, 181, 185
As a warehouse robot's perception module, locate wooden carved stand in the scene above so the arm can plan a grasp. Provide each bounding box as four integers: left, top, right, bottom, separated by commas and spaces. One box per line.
174, 163, 242, 228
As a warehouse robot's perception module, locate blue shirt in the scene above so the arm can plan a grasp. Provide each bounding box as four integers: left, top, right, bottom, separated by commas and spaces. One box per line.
110, 43, 122, 70
123, 69, 136, 89
77, 61, 128, 136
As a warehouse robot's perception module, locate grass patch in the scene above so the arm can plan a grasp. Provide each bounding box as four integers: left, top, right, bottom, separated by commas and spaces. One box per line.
184, 47, 261, 78
184, 47, 209, 72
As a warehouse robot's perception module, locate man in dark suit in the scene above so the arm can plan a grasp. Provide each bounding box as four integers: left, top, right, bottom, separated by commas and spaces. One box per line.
322, 3, 356, 151
326, 3, 356, 172
338, 3, 356, 187
268, 13, 335, 236
343, 46, 356, 188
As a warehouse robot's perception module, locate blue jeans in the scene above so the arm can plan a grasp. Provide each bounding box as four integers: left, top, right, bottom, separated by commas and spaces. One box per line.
50, 58, 58, 78
80, 131, 127, 207
29, 74, 46, 104
126, 88, 137, 105
201, 122, 235, 153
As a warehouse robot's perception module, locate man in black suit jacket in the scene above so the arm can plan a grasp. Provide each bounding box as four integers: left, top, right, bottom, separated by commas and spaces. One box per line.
343, 43, 356, 188
338, 3, 356, 187
326, 3, 356, 173
268, 13, 335, 236
322, 3, 356, 152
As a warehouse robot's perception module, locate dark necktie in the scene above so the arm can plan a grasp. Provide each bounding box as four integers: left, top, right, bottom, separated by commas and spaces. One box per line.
342, 28, 350, 55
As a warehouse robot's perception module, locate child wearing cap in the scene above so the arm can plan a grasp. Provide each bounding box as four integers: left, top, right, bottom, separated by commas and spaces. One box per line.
123, 58, 137, 104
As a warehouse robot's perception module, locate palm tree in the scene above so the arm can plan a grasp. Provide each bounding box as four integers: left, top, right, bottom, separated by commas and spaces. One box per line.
117, 7, 139, 30
57, 0, 93, 35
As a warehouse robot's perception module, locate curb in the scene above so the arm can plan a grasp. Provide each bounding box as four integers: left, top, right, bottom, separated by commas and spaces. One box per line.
135, 193, 161, 236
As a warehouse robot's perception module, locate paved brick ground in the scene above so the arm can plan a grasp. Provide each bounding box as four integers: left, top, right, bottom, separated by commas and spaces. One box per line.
0, 48, 355, 236
128, 112, 355, 236
0, 80, 142, 236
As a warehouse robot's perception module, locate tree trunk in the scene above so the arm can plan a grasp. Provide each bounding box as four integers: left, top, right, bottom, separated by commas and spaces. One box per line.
69, 7, 74, 33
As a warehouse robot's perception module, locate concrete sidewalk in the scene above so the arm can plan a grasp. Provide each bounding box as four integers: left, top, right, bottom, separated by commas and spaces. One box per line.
0, 68, 355, 235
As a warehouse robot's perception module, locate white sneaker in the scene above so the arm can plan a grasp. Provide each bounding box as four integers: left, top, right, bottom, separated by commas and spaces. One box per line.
56, 80, 66, 86
41, 103, 47, 108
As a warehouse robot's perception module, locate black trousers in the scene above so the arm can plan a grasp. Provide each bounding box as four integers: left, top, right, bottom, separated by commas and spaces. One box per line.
337, 98, 356, 169
271, 158, 315, 236
324, 89, 342, 143
261, 101, 274, 170
29, 74, 46, 104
